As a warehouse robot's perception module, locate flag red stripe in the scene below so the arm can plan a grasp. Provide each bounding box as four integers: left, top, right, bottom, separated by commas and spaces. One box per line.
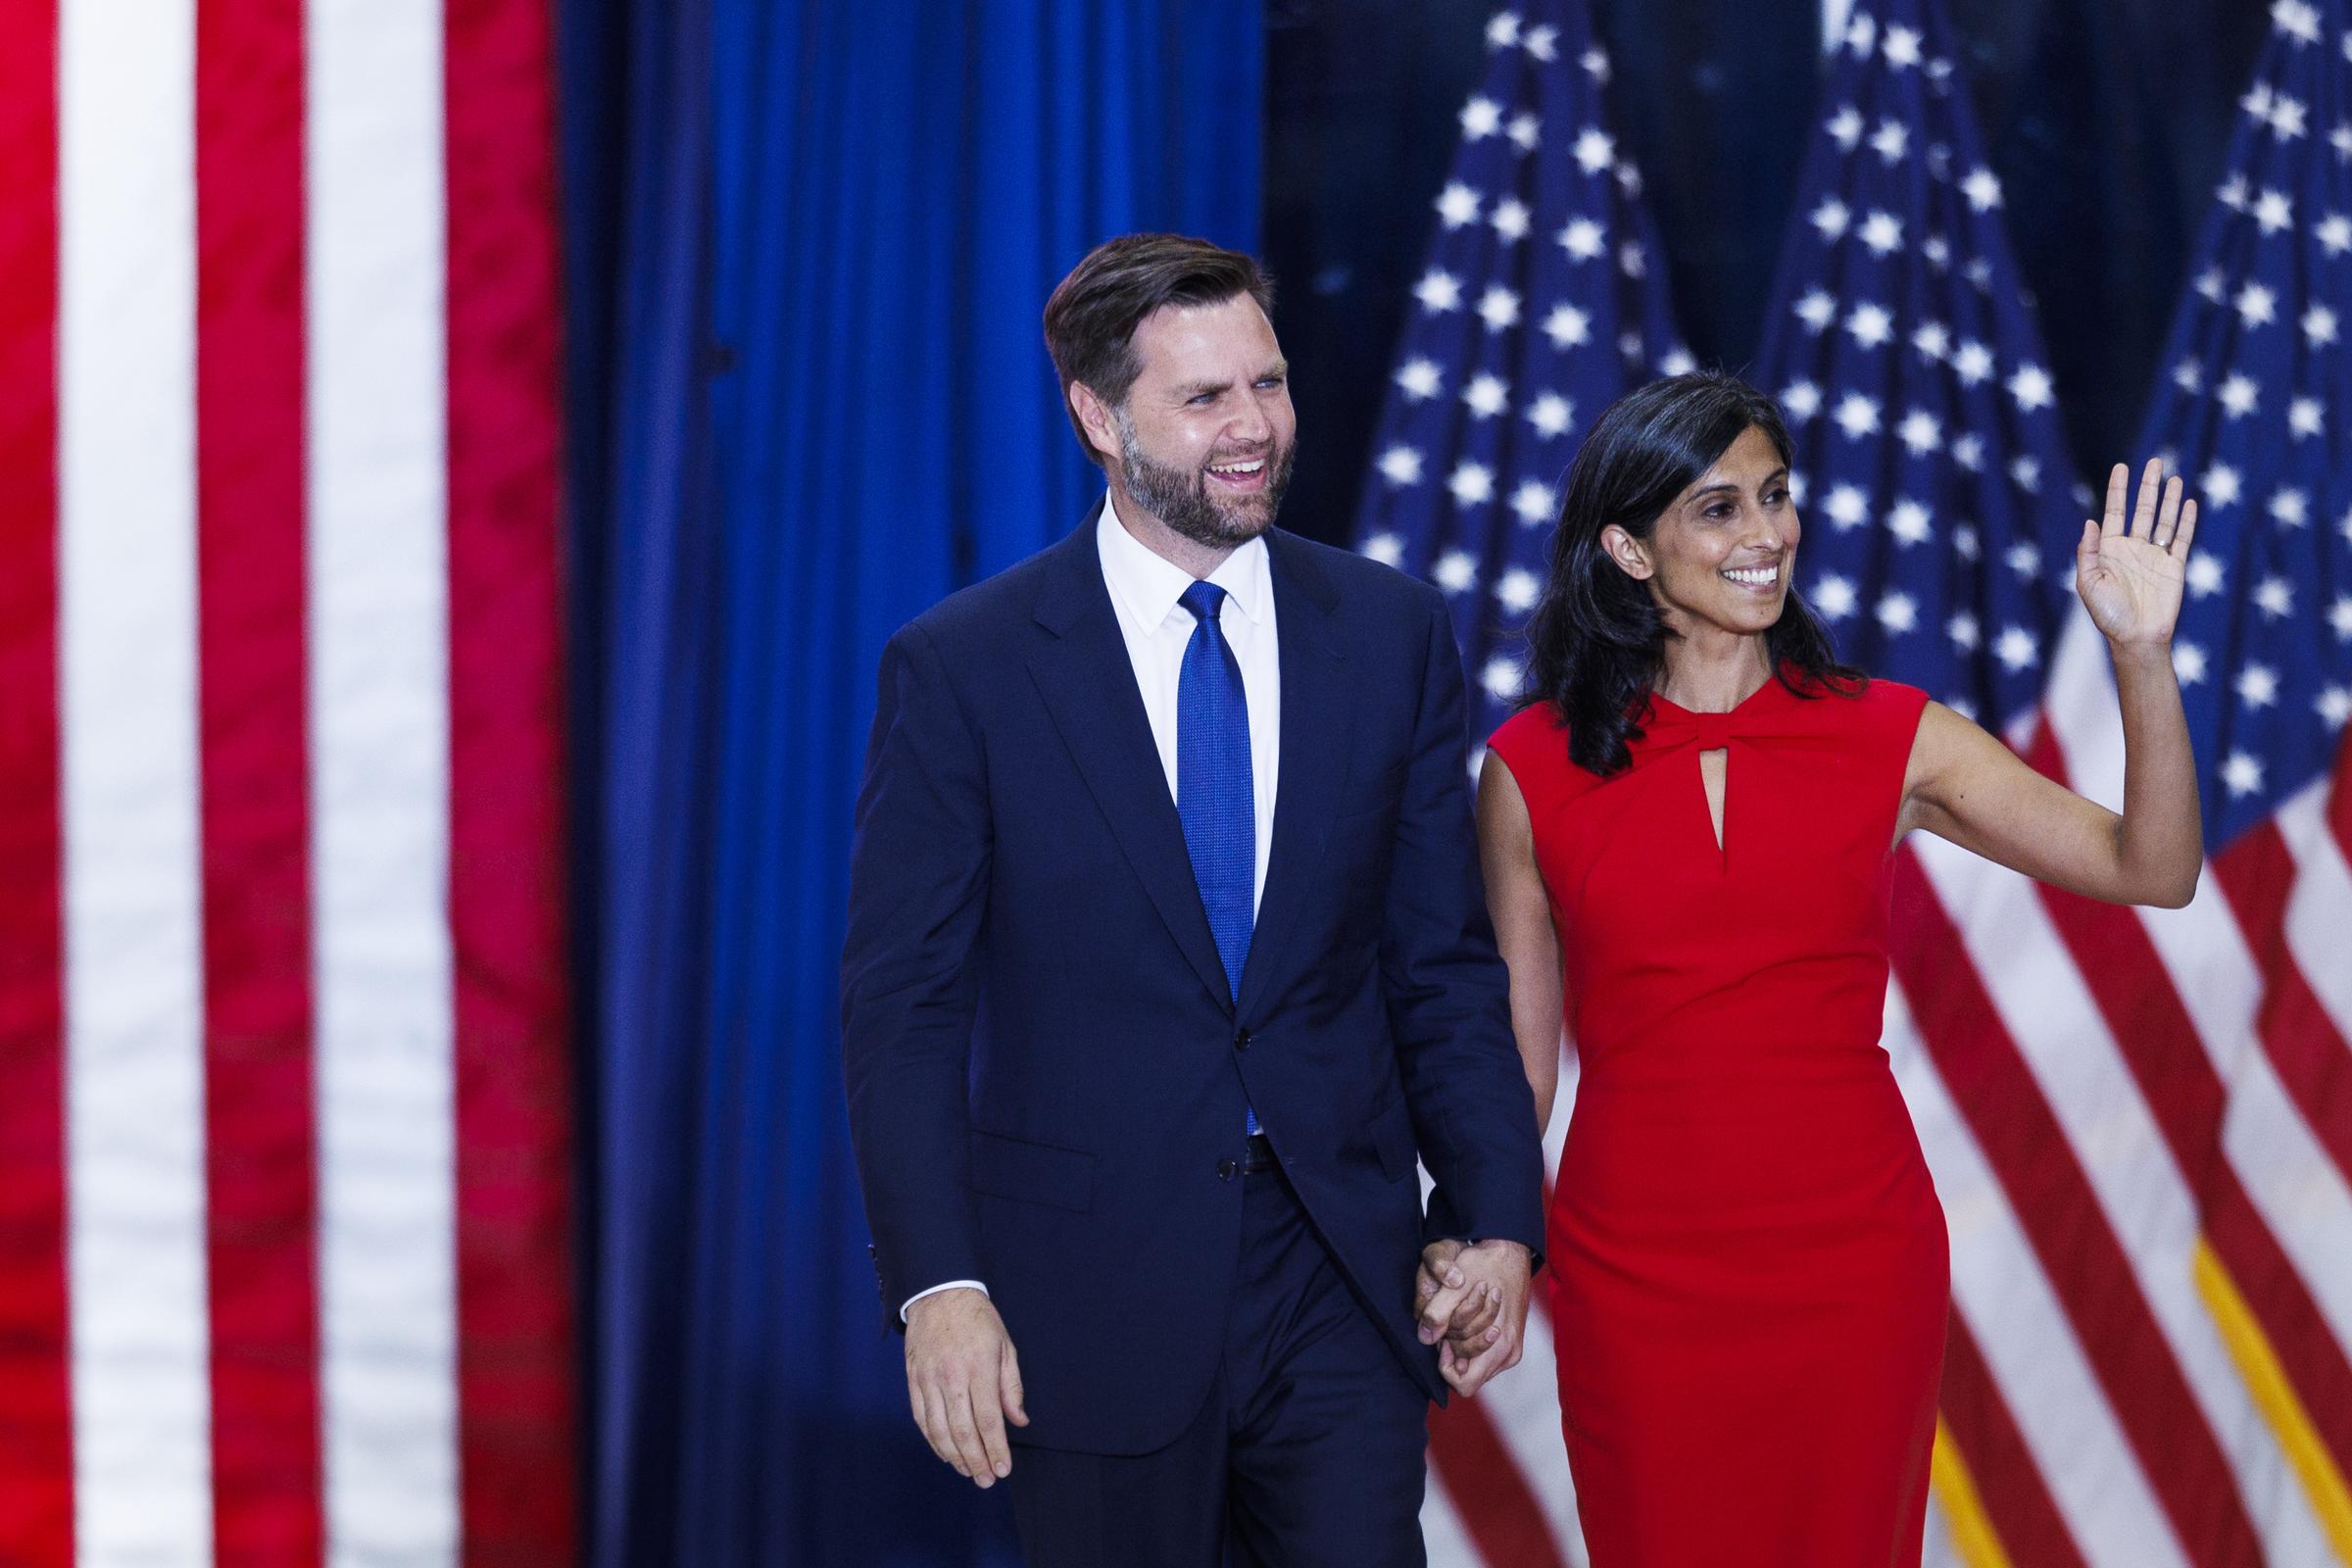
0, 1, 71, 1558
1937, 1308, 2089, 1568
2023, 731, 2352, 1476
1889, 849, 2266, 1565
2331, 736, 2352, 848
1426, 1396, 1570, 1568
444, 1, 577, 1558
194, 1, 324, 1557
2209, 824, 2352, 1190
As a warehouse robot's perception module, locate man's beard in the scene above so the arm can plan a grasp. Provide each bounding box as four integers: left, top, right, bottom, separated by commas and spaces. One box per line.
1115, 412, 1295, 550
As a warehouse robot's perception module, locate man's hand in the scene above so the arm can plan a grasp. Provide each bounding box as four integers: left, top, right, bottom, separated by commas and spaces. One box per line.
1416, 1240, 1532, 1396
1416, 1239, 1502, 1353
905, 1287, 1028, 1488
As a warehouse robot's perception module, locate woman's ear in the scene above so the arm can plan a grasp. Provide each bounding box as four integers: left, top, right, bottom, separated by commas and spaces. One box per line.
1599, 523, 1653, 581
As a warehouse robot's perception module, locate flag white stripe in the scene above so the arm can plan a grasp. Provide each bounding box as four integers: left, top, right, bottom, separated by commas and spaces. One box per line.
2138, 875, 2266, 1083
1482, 1286, 1584, 1562
2278, 785, 2352, 1046
1915, 834, 2328, 1563
58, 6, 214, 1564
1542, 1035, 1578, 1180
1420, 1470, 1483, 1568
1884, 988, 2190, 1568
307, 0, 458, 1560
2040, 613, 2127, 811
1507, 1039, 1585, 1563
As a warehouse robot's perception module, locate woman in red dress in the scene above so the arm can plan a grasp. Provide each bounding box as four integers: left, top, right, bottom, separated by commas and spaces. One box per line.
1427, 373, 2203, 1565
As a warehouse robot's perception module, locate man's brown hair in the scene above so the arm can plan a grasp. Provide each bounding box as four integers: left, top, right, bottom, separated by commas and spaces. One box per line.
1041, 233, 1275, 466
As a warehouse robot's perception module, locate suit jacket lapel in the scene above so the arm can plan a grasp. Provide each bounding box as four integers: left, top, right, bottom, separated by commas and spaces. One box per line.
1235, 532, 1350, 1021
1027, 516, 1234, 1012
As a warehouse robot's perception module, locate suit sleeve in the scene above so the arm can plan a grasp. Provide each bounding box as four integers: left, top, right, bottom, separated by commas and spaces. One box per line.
1382, 589, 1547, 1260
840, 620, 991, 1331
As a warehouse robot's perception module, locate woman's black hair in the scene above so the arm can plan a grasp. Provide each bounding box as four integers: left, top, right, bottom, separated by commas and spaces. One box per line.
1520, 370, 1864, 776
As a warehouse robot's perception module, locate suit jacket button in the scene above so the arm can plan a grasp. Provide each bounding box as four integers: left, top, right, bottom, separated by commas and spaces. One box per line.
1233, 1027, 1251, 1051
1217, 1158, 1239, 1181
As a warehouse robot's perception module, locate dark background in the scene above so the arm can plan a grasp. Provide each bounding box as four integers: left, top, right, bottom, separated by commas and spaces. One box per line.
1263, 0, 2270, 548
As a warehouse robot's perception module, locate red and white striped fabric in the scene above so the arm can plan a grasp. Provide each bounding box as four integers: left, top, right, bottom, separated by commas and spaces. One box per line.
0, 2, 574, 1563
1418, 607, 2352, 1566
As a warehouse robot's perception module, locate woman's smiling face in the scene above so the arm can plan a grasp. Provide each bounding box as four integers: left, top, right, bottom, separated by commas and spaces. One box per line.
1603, 423, 1800, 639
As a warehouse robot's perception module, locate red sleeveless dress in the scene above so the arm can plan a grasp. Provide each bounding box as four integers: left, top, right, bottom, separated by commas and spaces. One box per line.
1487, 669, 1947, 1567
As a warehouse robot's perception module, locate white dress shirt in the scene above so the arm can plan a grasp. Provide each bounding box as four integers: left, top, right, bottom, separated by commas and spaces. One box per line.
901, 493, 1285, 1322
1093, 492, 1282, 910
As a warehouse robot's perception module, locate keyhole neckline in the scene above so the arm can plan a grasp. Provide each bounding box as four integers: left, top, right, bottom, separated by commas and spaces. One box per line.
1643, 680, 1780, 866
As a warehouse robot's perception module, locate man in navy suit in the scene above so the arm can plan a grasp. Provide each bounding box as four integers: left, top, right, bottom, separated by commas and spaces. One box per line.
841, 233, 1545, 1567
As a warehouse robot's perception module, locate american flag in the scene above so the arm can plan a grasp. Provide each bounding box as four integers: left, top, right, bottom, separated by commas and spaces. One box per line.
1350, 1, 1689, 755
1757, 0, 2086, 734
0, 4, 575, 1564
1370, 2, 2352, 1564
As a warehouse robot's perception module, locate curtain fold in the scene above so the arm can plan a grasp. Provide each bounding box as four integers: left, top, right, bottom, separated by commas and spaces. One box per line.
563, 2, 1261, 1559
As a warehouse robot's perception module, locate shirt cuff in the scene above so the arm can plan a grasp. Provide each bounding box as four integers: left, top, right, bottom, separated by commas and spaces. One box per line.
901, 1279, 989, 1323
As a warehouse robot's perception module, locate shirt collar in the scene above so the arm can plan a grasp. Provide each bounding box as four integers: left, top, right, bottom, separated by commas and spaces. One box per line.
1097, 490, 1271, 633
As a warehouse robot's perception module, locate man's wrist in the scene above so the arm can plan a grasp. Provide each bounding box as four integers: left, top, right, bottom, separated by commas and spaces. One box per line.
901, 1279, 989, 1323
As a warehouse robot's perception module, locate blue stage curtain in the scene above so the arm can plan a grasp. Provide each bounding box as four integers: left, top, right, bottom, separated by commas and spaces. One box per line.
561, 2, 1260, 1561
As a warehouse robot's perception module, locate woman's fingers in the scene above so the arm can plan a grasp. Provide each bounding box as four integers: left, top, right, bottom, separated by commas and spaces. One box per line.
2130, 457, 2163, 541
1447, 1282, 1501, 1345
2103, 462, 2130, 538
2152, 472, 2184, 546
2170, 499, 2198, 561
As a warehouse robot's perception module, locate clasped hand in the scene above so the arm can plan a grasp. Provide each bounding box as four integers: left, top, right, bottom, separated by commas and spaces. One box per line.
1415, 1238, 1533, 1396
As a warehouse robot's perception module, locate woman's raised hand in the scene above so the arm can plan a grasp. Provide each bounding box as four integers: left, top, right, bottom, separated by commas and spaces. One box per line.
2076, 458, 2196, 648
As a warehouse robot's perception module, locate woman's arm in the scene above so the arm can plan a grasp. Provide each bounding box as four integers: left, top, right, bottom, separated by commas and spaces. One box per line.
1477, 751, 1566, 1135
1897, 460, 2203, 907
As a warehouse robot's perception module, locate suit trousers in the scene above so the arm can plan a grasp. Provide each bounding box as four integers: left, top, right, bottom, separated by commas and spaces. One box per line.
1006, 1161, 1431, 1568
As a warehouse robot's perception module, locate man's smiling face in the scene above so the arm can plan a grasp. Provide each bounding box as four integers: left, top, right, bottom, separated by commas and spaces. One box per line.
1097, 293, 1297, 549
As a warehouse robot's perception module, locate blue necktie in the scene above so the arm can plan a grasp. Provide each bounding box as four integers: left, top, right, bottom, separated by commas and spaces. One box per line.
1176, 581, 1258, 1138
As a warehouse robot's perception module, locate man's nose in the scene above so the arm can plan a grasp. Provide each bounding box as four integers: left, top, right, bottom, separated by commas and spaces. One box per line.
1227, 395, 1273, 446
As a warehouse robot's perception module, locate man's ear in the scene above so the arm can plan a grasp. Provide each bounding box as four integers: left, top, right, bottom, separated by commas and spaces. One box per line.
1069, 382, 1120, 467
1599, 523, 1653, 581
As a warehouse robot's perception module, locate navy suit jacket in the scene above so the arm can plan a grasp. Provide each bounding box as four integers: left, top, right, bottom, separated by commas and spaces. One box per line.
840, 509, 1545, 1455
